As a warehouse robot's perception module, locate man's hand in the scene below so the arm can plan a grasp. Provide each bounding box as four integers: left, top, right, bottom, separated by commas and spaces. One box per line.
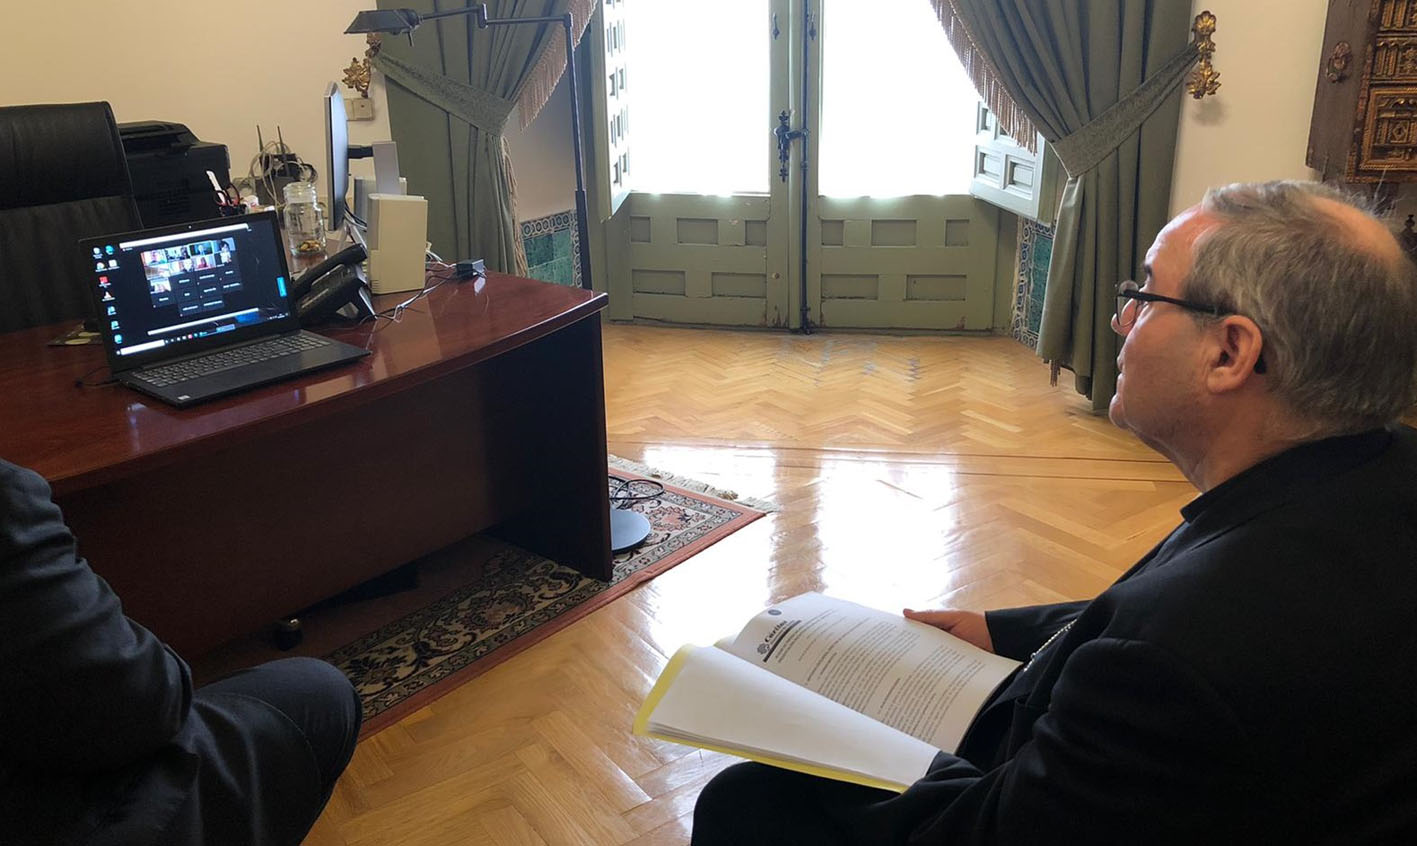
903, 608, 994, 653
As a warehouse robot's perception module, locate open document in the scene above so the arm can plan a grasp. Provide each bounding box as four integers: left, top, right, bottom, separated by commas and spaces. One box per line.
633, 592, 1020, 792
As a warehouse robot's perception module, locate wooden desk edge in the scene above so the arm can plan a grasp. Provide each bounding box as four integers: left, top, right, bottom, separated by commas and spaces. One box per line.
42, 288, 608, 497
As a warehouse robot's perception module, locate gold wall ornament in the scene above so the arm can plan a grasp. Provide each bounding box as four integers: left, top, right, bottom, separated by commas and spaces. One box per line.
1186, 10, 1220, 99
342, 34, 383, 98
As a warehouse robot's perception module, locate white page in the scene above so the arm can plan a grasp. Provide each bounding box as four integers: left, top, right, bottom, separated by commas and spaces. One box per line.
644, 644, 940, 790
726, 592, 1019, 752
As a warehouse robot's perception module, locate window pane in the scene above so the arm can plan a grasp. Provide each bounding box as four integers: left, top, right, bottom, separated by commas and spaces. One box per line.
819, 0, 978, 198
631, 0, 769, 194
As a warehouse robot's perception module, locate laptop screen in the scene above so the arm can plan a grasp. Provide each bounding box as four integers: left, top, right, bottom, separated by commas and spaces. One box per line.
83, 212, 299, 370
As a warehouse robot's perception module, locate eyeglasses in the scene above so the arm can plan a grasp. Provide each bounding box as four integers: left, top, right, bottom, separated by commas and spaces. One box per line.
1115, 280, 1266, 374
1115, 279, 1222, 330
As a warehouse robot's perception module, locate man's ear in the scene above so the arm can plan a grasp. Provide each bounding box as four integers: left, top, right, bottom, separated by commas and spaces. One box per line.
1205, 316, 1265, 393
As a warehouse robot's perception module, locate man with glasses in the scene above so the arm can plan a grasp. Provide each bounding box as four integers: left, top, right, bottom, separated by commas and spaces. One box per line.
692, 181, 1417, 843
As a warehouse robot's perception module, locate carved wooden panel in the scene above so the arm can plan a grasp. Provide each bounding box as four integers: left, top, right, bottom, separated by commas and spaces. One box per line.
1372, 37, 1417, 77
1378, 0, 1417, 29
1309, 0, 1417, 182
1362, 90, 1417, 167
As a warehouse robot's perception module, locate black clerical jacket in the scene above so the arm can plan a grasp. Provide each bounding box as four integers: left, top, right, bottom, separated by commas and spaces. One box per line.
862, 426, 1417, 844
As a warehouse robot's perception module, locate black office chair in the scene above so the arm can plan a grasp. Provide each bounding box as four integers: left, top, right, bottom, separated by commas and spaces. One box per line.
0, 102, 142, 334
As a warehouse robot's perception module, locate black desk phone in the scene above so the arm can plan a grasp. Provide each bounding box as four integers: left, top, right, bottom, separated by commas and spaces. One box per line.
291, 243, 376, 325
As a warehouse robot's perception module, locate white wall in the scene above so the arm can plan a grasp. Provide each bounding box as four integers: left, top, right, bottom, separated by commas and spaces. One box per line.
505, 76, 578, 222
1170, 0, 1328, 213
1, 0, 394, 208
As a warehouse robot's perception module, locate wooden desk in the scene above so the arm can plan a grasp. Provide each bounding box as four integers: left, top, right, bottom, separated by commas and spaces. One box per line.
0, 273, 611, 657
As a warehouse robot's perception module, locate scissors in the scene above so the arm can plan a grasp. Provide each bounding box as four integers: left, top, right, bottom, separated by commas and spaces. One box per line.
206, 170, 244, 216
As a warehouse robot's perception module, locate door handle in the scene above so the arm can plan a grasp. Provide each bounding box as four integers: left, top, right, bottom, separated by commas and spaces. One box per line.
775, 110, 805, 183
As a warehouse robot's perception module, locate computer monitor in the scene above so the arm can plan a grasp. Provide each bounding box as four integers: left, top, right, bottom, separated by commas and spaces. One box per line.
324, 82, 350, 232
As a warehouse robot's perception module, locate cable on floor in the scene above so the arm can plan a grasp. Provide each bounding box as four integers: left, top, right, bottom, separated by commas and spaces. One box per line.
610, 477, 664, 509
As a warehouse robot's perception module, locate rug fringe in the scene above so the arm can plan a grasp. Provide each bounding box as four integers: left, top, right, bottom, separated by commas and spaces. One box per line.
608, 454, 779, 513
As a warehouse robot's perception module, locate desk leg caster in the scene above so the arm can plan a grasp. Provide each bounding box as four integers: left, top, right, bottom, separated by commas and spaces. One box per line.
273, 617, 304, 651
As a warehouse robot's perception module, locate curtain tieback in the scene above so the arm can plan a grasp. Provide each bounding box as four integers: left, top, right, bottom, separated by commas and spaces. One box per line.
1050, 41, 1200, 179
372, 52, 517, 136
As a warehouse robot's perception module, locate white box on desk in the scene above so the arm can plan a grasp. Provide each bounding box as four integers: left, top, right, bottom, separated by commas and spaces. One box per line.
366, 193, 427, 295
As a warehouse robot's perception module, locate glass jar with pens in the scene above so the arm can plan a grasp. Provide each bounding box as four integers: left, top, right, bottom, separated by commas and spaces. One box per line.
282, 181, 327, 258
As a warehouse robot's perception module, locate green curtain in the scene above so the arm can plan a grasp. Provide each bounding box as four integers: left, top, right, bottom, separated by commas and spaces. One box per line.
936, 1, 1195, 409
372, 0, 579, 273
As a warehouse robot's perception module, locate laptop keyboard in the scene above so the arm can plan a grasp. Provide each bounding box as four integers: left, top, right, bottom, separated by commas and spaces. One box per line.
134, 334, 332, 388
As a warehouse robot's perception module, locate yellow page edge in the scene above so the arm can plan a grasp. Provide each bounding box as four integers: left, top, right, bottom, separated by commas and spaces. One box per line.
638, 731, 909, 794
632, 644, 908, 794
633, 643, 700, 735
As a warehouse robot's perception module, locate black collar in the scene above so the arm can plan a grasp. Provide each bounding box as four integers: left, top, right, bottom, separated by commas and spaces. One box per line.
1178, 427, 1396, 536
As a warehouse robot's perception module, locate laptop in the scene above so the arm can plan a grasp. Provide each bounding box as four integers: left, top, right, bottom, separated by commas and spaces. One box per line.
80, 211, 370, 408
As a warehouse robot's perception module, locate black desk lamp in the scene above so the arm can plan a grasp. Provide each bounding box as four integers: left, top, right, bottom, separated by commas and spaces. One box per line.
346, 4, 593, 294
348, 5, 651, 553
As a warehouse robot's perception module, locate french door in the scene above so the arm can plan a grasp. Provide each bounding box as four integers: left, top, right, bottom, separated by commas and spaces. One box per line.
591, 0, 1001, 331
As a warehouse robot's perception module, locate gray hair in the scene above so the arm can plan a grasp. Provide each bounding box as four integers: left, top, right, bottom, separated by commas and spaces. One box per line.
1184, 180, 1417, 435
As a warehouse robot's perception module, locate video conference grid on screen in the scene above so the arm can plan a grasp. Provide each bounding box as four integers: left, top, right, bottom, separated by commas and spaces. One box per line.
92, 221, 291, 358
140, 237, 240, 312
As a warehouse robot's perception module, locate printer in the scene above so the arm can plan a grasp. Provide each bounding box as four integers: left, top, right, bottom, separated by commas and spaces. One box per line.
118, 121, 230, 226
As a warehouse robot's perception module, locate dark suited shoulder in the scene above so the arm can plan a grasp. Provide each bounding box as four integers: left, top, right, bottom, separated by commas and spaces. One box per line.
1073, 428, 1417, 837
0, 459, 191, 773
899, 429, 1417, 842
1117, 425, 1417, 682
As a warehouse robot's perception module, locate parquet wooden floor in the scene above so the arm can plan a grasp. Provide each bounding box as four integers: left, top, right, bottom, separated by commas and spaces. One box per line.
304, 324, 1194, 845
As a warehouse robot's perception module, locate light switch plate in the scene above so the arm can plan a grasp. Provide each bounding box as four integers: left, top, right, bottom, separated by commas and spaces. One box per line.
348, 97, 375, 121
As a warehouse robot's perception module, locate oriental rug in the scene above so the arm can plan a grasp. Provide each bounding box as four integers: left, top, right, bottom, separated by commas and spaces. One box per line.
324, 460, 768, 738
